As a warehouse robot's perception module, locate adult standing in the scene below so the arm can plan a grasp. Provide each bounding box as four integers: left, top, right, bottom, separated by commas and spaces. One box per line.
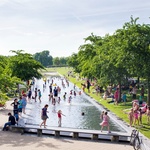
40, 104, 49, 128
114, 88, 119, 105
34, 88, 37, 102
53, 87, 58, 98
87, 79, 91, 93
49, 84, 52, 93
132, 86, 137, 99
11, 98, 19, 116
18, 96, 23, 116
27, 88, 32, 103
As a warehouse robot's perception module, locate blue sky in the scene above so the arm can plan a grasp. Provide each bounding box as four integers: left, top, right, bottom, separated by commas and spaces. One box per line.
0, 0, 150, 57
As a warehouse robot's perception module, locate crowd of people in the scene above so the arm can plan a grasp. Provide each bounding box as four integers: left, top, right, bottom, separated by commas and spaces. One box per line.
2, 76, 84, 130
101, 82, 150, 127
3, 75, 149, 132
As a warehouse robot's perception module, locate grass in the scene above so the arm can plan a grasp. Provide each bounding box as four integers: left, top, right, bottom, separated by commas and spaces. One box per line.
44, 67, 150, 139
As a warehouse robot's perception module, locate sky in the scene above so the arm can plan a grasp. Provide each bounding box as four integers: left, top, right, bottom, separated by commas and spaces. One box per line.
0, 0, 150, 57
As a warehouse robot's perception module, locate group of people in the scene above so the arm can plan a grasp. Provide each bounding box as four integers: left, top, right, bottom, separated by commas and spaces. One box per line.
125, 102, 150, 127
40, 77, 82, 128
40, 104, 65, 128
2, 94, 27, 131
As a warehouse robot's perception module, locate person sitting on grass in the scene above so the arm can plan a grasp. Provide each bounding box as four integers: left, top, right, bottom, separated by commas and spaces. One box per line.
2, 112, 16, 131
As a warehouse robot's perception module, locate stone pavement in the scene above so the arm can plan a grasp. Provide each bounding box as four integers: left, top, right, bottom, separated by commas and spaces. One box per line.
0, 99, 133, 150
0, 131, 133, 150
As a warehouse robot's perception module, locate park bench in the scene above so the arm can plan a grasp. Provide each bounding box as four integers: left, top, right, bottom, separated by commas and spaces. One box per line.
10, 125, 130, 142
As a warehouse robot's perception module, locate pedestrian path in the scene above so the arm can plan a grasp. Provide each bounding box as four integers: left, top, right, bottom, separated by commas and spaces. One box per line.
0, 131, 133, 150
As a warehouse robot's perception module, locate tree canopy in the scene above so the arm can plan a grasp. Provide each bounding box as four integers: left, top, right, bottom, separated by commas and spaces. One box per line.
33, 50, 53, 67
68, 17, 150, 105
9, 50, 45, 81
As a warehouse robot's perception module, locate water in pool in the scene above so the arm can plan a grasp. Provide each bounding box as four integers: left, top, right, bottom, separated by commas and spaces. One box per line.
24, 76, 125, 132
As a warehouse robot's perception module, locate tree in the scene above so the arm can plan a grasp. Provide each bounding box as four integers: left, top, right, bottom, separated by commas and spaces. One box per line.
0, 55, 21, 98
68, 53, 81, 73
33, 50, 53, 67
59, 57, 69, 66
9, 50, 45, 81
116, 17, 150, 105
53, 57, 60, 66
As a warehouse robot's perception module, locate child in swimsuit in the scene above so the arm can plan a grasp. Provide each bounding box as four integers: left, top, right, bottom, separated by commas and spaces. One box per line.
133, 109, 139, 126
100, 112, 111, 133
57, 110, 65, 127
146, 106, 150, 125
128, 108, 134, 127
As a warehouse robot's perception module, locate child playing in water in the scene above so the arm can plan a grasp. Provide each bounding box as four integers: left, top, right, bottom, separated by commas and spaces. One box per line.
38, 89, 42, 102
57, 110, 65, 127
74, 91, 76, 96
79, 91, 81, 95
68, 96, 72, 103
63, 92, 67, 100
58, 97, 61, 104
48, 92, 53, 102
100, 112, 111, 133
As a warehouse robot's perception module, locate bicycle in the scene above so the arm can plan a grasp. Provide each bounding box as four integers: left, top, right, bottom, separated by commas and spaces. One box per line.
130, 129, 141, 150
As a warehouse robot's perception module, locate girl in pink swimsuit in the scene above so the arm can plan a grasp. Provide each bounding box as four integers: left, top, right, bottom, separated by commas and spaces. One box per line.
100, 112, 111, 133
133, 109, 139, 126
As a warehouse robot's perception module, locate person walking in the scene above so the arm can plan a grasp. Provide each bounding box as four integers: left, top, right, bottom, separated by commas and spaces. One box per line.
40, 104, 49, 128
100, 112, 111, 133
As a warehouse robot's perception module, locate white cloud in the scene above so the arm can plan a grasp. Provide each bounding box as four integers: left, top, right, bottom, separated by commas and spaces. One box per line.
0, 0, 150, 57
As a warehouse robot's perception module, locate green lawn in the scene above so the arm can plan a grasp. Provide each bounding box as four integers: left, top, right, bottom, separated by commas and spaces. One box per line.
45, 67, 150, 139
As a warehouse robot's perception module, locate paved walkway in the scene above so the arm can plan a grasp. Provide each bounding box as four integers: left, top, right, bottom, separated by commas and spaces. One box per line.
0, 95, 134, 150
0, 77, 134, 150
0, 98, 133, 150
0, 131, 133, 150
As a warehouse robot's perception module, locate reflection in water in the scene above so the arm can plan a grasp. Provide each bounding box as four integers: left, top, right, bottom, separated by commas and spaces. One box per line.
25, 76, 125, 132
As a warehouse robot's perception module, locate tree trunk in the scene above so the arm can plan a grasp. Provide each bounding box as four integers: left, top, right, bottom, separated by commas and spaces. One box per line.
147, 79, 150, 106
137, 77, 140, 89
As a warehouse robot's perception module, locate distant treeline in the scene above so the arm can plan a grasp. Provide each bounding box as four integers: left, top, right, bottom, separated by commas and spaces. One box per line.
33, 50, 69, 67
